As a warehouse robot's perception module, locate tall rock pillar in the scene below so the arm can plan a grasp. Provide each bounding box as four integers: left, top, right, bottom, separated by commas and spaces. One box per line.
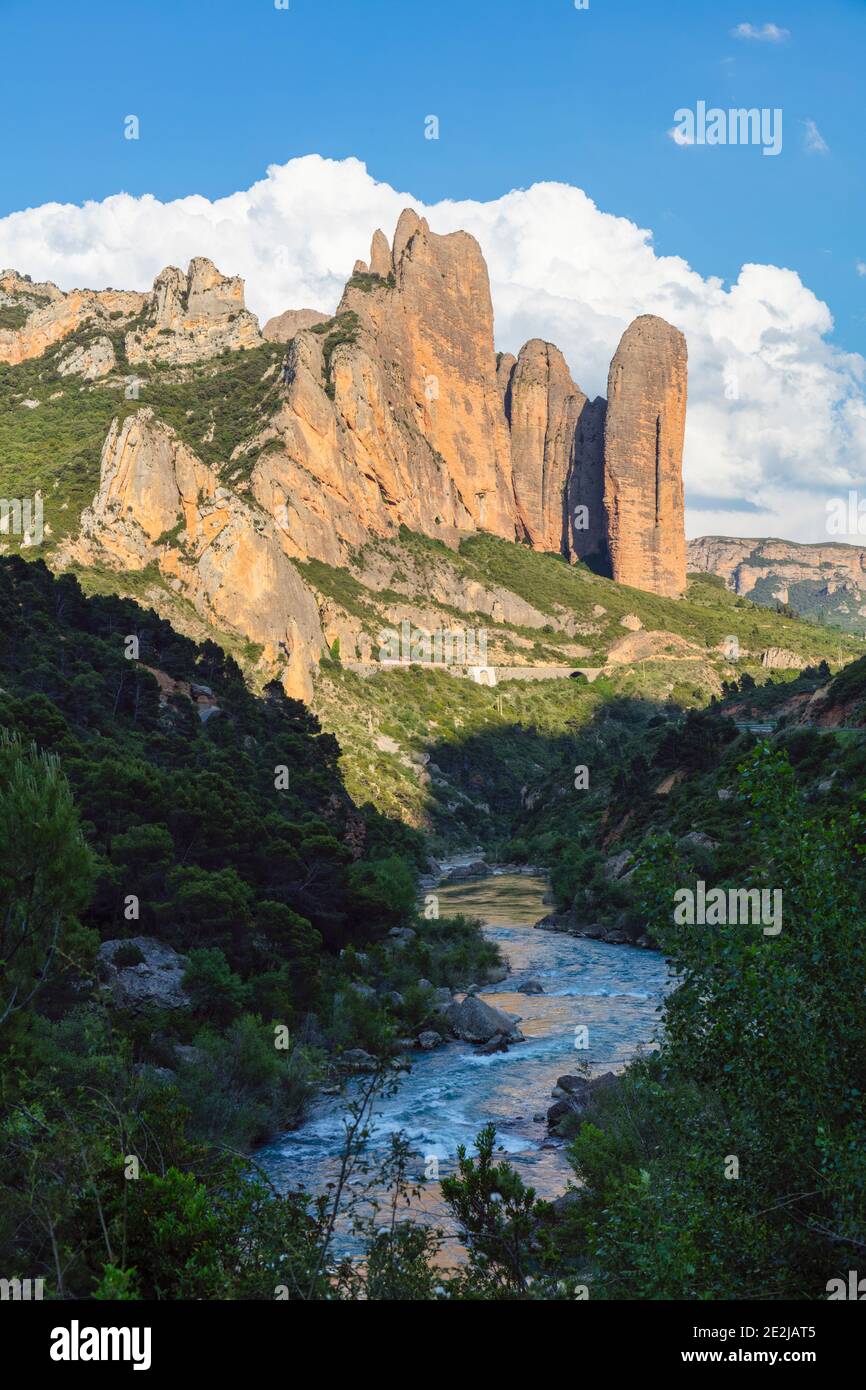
603, 315, 687, 597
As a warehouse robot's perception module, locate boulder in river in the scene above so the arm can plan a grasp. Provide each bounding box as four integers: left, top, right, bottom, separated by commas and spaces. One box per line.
547, 1070, 619, 1132
444, 861, 491, 882
444, 994, 523, 1045
483, 962, 509, 984
535, 911, 577, 933
417, 1030, 444, 1050
519, 978, 545, 994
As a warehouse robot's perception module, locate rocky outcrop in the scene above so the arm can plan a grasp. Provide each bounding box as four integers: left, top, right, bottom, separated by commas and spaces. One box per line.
126, 258, 262, 365
760, 647, 805, 670
263, 307, 329, 342
97, 937, 190, 1012
687, 536, 866, 633
506, 339, 581, 554
60, 409, 323, 700
57, 335, 116, 380
334, 212, 516, 535
0, 256, 262, 370
0, 270, 144, 366
31, 213, 692, 699
603, 316, 687, 597
547, 1070, 619, 1133
246, 214, 521, 567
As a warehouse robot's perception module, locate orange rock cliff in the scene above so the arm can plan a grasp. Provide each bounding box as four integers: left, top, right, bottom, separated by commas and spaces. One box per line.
4, 210, 688, 698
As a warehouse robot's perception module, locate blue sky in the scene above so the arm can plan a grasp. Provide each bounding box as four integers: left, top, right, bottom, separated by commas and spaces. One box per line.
2, 0, 865, 540
2, 0, 864, 353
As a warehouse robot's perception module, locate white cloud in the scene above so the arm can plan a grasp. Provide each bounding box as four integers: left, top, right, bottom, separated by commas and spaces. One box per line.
856, 261, 866, 277
731, 22, 790, 42
0, 154, 863, 545
802, 119, 830, 154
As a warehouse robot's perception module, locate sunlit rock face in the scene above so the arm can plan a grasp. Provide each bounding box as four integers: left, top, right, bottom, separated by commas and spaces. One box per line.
43, 212, 690, 699
603, 315, 688, 598
59, 409, 323, 702
505, 339, 582, 555
0, 269, 144, 366
125, 258, 263, 366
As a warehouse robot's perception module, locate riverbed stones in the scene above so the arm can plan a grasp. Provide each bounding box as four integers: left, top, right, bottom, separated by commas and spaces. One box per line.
444, 861, 491, 882
444, 994, 523, 1045
340, 1048, 378, 1071
547, 1070, 620, 1133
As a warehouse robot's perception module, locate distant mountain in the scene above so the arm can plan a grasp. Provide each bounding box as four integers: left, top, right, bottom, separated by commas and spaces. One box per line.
688, 535, 866, 634
1, 212, 688, 699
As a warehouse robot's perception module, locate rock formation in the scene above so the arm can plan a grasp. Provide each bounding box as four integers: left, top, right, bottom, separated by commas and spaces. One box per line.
19, 210, 691, 697
0, 270, 144, 366
603, 315, 688, 597
0, 257, 263, 369
335, 211, 517, 537
57, 335, 116, 380
262, 307, 329, 343
505, 339, 580, 553
61, 409, 323, 701
688, 536, 866, 633
126, 258, 262, 365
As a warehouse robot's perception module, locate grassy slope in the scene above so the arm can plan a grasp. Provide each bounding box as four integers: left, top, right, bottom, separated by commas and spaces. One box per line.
313, 536, 864, 849
3, 335, 863, 853
0, 327, 284, 551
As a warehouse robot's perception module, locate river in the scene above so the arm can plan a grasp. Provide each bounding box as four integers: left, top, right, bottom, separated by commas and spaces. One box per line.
257, 869, 671, 1250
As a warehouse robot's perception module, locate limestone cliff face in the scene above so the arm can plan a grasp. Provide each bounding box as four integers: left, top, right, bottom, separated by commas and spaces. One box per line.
245, 213, 522, 567
126, 258, 262, 366
0, 271, 144, 366
603, 315, 687, 597
337, 211, 516, 536
57, 335, 116, 381
26, 212, 692, 703
262, 307, 329, 343
61, 409, 323, 700
688, 536, 866, 631
506, 340, 580, 554
688, 536, 866, 594
0, 256, 262, 370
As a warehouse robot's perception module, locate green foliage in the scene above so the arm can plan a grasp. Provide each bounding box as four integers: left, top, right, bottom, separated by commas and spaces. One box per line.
441, 1124, 557, 1298
183, 947, 249, 1024
177, 1015, 319, 1149
0, 730, 95, 1021
562, 747, 866, 1298
345, 855, 416, 932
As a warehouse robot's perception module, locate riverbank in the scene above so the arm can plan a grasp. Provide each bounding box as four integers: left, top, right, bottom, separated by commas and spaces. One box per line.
257, 870, 670, 1249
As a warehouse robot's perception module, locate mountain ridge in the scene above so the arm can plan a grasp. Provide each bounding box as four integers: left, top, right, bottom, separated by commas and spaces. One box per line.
1, 210, 690, 698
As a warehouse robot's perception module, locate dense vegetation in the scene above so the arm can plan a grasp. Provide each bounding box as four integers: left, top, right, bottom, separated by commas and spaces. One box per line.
0, 556, 499, 1297
0, 328, 286, 548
